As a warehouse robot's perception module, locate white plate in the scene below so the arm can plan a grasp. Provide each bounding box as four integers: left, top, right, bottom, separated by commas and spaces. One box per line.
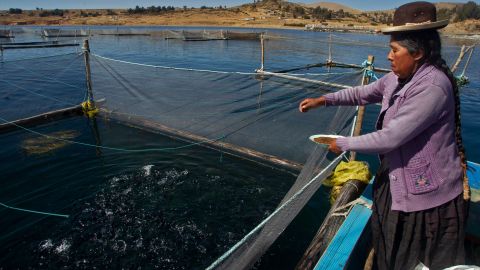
309, 134, 342, 145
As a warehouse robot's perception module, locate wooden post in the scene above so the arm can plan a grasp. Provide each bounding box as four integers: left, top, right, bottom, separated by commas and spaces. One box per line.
328, 34, 332, 63
451, 45, 466, 73
461, 45, 475, 76
89, 116, 103, 156
82, 39, 95, 106
327, 33, 332, 71
350, 55, 374, 161
260, 33, 265, 71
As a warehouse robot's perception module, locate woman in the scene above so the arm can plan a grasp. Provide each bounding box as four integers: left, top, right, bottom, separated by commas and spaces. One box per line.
299, 2, 468, 270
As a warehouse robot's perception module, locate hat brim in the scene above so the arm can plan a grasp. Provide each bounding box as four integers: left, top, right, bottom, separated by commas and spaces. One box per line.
381, 20, 449, 34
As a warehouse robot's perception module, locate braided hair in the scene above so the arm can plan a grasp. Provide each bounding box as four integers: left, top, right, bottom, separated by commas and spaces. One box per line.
391, 30, 470, 200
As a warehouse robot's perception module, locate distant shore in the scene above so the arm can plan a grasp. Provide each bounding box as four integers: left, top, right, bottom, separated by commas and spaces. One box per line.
0, 9, 478, 39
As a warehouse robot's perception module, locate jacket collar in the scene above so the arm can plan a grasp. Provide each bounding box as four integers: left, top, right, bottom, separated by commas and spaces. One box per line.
392, 63, 435, 97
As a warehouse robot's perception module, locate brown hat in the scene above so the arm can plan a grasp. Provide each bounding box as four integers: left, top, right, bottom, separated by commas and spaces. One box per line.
382, 1, 448, 34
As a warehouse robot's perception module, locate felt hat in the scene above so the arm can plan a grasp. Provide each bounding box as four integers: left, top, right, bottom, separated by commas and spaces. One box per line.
382, 1, 448, 34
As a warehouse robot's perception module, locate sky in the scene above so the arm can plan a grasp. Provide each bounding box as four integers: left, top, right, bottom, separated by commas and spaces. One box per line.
1, 0, 479, 11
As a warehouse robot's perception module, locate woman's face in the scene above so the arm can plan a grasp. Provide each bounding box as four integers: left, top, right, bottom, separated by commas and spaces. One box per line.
388, 39, 423, 79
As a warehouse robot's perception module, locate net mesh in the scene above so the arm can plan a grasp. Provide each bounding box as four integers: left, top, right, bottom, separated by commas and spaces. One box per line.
1, 38, 366, 269
16, 28, 263, 40
88, 53, 363, 268
91, 54, 362, 166
0, 53, 86, 122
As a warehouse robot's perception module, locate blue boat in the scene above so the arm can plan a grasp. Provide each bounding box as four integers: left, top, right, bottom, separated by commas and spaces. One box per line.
314, 161, 480, 269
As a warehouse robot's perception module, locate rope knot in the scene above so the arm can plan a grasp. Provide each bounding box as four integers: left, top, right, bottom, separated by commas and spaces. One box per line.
361, 60, 378, 81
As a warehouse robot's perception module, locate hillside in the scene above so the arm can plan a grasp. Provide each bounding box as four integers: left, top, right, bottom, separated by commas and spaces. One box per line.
304, 1, 460, 12
0, 0, 478, 35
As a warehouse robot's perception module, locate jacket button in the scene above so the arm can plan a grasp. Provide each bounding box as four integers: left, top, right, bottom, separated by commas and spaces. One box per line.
390, 174, 397, 181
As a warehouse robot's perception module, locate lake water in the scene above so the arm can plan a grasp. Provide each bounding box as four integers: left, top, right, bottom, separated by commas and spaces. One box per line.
1, 26, 479, 269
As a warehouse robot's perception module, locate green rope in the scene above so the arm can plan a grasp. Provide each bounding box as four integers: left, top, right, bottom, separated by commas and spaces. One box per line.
0, 116, 226, 153
456, 75, 469, 87
0, 202, 69, 218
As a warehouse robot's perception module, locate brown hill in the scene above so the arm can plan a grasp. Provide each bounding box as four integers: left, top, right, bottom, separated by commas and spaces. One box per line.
302, 1, 460, 12
0, 0, 477, 35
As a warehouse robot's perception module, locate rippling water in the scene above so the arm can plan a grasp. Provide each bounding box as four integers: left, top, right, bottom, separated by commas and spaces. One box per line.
1, 26, 478, 269
1, 117, 317, 269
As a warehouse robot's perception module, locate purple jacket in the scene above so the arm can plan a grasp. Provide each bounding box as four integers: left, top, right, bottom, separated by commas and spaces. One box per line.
324, 63, 463, 212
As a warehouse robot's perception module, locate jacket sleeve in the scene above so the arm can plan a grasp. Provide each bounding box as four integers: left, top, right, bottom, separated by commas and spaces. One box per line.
323, 73, 390, 106
336, 83, 449, 154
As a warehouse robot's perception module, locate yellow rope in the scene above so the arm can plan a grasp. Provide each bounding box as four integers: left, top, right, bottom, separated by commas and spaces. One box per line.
81, 100, 98, 118
323, 161, 371, 204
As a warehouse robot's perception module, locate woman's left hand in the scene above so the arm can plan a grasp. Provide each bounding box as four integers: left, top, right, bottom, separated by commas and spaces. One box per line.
328, 139, 343, 154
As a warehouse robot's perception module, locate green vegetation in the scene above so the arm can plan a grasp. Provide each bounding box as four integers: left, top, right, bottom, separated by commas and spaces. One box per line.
80, 10, 100, 17
199, 6, 226, 10
311, 7, 332, 20
455, 1, 480, 21
311, 8, 354, 20
436, 2, 480, 21
8, 8, 23, 14
284, 22, 306, 27
39, 9, 66, 17
106, 9, 117, 16
437, 8, 455, 20
292, 6, 305, 18
127, 5, 175, 14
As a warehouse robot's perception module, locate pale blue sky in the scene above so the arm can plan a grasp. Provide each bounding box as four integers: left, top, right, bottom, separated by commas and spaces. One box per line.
1, 0, 478, 11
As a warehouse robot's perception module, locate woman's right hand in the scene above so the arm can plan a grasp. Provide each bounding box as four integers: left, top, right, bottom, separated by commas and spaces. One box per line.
299, 97, 326, 113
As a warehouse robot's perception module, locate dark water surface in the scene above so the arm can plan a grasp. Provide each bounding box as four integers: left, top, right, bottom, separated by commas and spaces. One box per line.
1, 117, 323, 269
1, 26, 479, 269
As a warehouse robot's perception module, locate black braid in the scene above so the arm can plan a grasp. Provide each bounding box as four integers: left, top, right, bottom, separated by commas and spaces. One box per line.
392, 30, 469, 200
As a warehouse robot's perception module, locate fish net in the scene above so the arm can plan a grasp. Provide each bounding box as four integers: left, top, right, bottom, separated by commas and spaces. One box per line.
90, 53, 362, 167
9, 27, 262, 40
87, 53, 364, 268
1, 35, 368, 269
0, 53, 86, 122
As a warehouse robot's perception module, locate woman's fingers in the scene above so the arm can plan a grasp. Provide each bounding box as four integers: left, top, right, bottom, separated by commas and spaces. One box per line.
328, 139, 343, 154
299, 97, 326, 112
299, 99, 313, 112
313, 137, 342, 154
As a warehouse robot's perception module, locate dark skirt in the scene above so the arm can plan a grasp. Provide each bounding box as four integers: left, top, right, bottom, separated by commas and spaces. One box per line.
371, 162, 467, 270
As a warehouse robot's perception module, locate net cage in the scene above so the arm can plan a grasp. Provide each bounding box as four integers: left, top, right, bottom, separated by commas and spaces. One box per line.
3, 27, 263, 40
0, 32, 376, 269
0, 53, 86, 122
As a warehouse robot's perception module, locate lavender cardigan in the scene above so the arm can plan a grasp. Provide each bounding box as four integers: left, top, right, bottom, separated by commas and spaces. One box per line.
324, 64, 463, 212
